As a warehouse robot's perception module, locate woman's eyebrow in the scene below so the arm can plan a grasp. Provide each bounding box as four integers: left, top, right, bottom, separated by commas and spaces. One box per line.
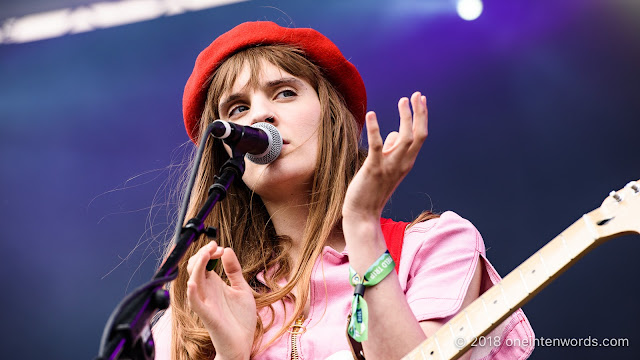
219, 93, 244, 114
218, 78, 304, 114
264, 77, 304, 89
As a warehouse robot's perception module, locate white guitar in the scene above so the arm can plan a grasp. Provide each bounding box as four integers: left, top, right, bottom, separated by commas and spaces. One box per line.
402, 180, 640, 360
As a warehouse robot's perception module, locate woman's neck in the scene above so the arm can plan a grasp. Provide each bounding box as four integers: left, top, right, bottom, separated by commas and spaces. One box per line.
262, 195, 345, 268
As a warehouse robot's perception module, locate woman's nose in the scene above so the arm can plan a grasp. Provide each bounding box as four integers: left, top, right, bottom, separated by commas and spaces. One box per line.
250, 112, 277, 126
248, 96, 277, 125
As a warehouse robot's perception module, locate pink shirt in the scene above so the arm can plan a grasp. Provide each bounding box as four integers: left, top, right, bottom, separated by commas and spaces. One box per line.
152, 211, 534, 359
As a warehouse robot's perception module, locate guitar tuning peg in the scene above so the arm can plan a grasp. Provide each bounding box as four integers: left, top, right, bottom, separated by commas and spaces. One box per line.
609, 191, 623, 202
625, 181, 639, 193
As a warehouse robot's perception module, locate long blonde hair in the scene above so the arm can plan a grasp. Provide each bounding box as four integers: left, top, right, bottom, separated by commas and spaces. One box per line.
166, 44, 362, 359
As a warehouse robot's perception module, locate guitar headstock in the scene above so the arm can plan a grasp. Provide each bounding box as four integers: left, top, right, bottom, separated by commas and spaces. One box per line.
592, 179, 640, 238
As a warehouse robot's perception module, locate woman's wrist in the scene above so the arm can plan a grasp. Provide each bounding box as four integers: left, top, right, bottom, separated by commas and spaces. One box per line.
342, 206, 381, 223
342, 210, 380, 234
342, 217, 388, 274
207, 328, 253, 360
342, 218, 384, 247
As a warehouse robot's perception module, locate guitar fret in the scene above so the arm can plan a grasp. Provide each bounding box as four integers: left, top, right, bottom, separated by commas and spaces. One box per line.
518, 268, 530, 294
581, 214, 599, 240
540, 240, 565, 274
448, 323, 456, 340
538, 252, 550, 277
464, 310, 475, 334
560, 234, 573, 259
433, 335, 445, 360
498, 282, 509, 309
480, 296, 489, 317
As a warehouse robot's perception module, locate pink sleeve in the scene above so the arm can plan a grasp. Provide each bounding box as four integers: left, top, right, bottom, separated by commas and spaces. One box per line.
398, 211, 535, 359
151, 308, 172, 360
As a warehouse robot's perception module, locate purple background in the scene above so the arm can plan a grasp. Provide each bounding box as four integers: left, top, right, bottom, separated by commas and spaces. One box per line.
1, 0, 639, 359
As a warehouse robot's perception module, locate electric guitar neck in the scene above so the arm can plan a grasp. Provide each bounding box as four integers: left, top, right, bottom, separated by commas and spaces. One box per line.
402, 180, 640, 360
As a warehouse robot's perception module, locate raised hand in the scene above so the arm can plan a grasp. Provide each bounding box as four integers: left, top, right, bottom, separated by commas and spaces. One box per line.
343, 91, 428, 221
186, 242, 257, 360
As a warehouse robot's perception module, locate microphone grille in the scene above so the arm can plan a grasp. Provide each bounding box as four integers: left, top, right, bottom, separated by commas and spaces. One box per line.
246, 122, 282, 165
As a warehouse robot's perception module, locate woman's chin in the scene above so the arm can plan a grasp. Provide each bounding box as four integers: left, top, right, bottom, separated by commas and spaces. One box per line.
245, 172, 314, 202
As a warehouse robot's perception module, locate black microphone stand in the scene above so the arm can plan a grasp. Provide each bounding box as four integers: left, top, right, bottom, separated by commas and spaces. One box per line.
96, 128, 246, 360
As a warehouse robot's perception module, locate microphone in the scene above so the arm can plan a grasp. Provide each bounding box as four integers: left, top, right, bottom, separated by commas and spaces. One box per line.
210, 120, 283, 164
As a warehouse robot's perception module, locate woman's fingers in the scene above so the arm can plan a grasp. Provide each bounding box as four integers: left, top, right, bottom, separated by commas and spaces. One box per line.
382, 131, 400, 153
221, 248, 251, 291
343, 91, 428, 218
407, 93, 428, 157
365, 111, 383, 162
186, 241, 222, 276
189, 245, 213, 289
388, 92, 428, 161
186, 251, 209, 309
186, 243, 224, 311
397, 96, 414, 148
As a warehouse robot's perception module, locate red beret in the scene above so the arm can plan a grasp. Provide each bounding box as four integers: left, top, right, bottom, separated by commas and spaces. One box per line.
183, 21, 367, 143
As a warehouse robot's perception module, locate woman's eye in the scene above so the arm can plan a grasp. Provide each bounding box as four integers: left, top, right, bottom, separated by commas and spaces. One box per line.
276, 89, 297, 99
229, 105, 249, 117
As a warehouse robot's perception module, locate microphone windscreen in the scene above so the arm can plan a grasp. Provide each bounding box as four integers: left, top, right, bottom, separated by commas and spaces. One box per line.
246, 122, 282, 165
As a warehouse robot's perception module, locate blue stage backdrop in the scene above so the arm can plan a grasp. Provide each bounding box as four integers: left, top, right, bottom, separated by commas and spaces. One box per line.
0, 0, 639, 359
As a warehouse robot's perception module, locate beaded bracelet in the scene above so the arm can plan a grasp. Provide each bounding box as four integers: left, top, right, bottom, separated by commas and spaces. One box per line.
347, 250, 395, 342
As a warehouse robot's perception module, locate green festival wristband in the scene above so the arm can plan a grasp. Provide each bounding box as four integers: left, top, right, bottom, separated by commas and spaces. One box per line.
347, 250, 395, 342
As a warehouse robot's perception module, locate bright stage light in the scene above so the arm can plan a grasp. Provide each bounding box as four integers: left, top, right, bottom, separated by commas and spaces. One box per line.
0, 0, 248, 44
456, 0, 483, 21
